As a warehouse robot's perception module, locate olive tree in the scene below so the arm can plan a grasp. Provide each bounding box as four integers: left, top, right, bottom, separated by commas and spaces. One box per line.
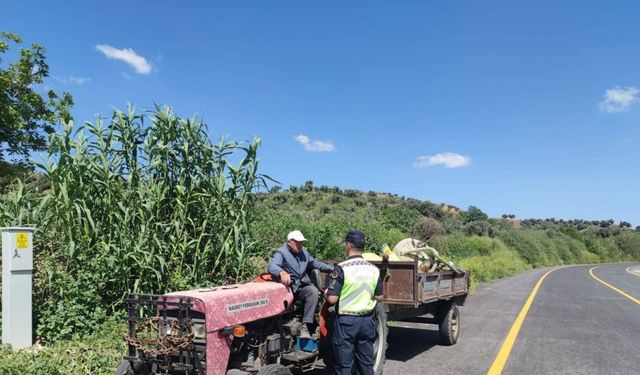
0, 32, 73, 166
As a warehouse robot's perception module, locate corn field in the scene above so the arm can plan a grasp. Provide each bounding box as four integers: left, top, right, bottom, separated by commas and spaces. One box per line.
0, 106, 269, 341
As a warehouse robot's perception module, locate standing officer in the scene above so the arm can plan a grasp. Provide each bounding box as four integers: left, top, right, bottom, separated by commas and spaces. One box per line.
325, 230, 384, 375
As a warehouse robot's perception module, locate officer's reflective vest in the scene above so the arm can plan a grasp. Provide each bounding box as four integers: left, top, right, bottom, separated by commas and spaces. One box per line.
338, 257, 380, 315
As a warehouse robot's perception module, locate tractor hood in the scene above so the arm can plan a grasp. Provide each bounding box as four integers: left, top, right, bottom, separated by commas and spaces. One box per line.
165, 281, 294, 333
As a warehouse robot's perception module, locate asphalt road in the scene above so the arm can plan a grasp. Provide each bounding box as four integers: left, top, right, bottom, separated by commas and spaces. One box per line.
383, 263, 640, 375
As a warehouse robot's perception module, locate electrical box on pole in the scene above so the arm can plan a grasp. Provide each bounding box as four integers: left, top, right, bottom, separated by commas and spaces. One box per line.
2, 227, 34, 349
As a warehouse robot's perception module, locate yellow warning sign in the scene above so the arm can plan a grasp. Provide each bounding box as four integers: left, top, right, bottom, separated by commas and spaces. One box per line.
16, 233, 28, 249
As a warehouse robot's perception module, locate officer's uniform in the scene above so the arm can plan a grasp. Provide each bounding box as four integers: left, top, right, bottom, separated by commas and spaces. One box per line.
327, 255, 383, 375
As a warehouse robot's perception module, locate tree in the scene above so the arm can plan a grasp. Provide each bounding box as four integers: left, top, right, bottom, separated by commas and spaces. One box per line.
413, 217, 445, 243
302, 180, 314, 192
1, 32, 73, 166
464, 220, 495, 237
344, 189, 359, 198
416, 201, 444, 219
463, 205, 488, 223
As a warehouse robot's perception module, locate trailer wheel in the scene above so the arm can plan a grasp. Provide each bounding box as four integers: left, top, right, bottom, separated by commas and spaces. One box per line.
438, 302, 460, 346
372, 302, 388, 375
257, 364, 292, 375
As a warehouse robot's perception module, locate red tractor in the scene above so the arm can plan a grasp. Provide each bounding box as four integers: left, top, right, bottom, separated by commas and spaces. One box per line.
115, 270, 382, 375
116, 259, 468, 375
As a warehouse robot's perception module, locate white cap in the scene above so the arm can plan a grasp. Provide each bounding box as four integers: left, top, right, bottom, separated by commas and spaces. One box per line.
287, 230, 307, 242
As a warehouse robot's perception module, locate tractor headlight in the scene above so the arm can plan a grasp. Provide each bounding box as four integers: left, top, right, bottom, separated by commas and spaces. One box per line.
160, 319, 206, 339
164, 323, 178, 337
191, 322, 206, 339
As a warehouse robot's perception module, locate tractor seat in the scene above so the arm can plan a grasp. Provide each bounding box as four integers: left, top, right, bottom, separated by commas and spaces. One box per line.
308, 269, 323, 291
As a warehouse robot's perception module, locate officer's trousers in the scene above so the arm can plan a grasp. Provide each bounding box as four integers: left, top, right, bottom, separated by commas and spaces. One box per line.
331, 313, 377, 375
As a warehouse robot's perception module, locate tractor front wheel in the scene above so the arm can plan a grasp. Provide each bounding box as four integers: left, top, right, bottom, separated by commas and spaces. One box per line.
114, 360, 134, 375
257, 364, 292, 375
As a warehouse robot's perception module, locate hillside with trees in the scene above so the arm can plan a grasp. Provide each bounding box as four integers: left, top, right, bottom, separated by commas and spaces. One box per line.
253, 181, 640, 288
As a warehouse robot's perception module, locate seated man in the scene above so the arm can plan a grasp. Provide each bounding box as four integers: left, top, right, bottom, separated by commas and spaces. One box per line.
268, 230, 334, 338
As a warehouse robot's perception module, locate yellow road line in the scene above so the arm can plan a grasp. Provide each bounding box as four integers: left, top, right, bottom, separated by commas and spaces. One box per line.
626, 266, 640, 277
486, 268, 557, 375
590, 266, 640, 305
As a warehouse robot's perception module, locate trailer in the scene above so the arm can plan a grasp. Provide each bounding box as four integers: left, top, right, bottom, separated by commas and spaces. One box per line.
373, 259, 469, 344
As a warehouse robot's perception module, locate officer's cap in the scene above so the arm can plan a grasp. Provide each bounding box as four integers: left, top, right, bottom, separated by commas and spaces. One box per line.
345, 230, 365, 248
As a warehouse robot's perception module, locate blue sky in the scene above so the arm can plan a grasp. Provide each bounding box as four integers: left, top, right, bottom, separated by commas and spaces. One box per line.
3, 1, 639, 224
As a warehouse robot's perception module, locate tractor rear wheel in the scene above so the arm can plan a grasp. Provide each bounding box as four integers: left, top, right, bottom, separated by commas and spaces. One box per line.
319, 302, 388, 374
372, 302, 388, 375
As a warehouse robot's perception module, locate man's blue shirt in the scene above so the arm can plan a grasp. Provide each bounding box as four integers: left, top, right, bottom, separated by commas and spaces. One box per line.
267, 243, 333, 292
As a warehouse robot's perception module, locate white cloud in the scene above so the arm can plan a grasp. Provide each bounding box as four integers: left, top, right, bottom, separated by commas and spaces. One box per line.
295, 134, 335, 152
295, 135, 310, 144
52, 75, 91, 85
599, 86, 639, 113
414, 152, 471, 168
121, 72, 131, 80
95, 44, 152, 74
69, 76, 91, 85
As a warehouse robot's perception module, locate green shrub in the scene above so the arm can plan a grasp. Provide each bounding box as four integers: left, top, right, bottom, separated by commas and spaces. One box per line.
615, 232, 640, 260
499, 230, 554, 267
578, 250, 600, 264
582, 235, 625, 261
446, 234, 500, 258
445, 235, 530, 290
459, 250, 530, 291
0, 318, 126, 375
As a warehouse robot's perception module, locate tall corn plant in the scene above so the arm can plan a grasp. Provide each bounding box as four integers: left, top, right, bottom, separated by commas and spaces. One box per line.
0, 106, 268, 342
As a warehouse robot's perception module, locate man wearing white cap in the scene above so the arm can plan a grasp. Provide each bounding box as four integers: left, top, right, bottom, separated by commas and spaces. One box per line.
268, 230, 334, 338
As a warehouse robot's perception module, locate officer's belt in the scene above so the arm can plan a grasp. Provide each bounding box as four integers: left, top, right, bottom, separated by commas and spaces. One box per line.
338, 310, 374, 317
